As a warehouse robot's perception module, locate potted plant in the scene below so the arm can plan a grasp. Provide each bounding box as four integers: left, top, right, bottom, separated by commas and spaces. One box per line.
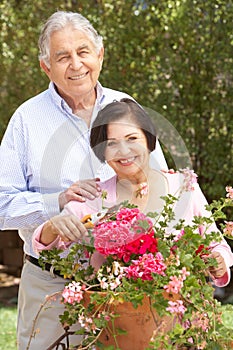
38, 178, 233, 350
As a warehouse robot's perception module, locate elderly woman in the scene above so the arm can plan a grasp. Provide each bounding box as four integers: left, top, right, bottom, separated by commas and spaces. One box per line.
34, 98, 233, 297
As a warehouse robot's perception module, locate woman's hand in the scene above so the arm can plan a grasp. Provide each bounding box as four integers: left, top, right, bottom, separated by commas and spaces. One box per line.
203, 251, 227, 279
59, 177, 102, 210
40, 214, 88, 245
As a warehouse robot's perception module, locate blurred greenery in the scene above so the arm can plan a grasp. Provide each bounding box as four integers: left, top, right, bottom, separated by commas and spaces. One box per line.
0, 0, 232, 203
0, 305, 17, 350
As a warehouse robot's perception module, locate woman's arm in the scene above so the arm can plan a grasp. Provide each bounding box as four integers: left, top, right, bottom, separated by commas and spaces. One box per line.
32, 200, 95, 253
32, 214, 89, 253
192, 183, 233, 287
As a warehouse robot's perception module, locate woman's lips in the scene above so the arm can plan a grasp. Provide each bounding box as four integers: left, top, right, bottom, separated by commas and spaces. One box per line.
118, 157, 136, 165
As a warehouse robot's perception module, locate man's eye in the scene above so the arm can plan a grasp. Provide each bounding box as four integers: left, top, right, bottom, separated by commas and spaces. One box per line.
79, 50, 89, 56
58, 56, 69, 62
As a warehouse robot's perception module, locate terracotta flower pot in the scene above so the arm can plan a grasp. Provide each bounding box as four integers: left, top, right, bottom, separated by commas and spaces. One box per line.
83, 291, 178, 350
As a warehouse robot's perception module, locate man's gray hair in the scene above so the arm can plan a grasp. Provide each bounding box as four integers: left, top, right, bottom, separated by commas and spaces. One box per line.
38, 11, 103, 67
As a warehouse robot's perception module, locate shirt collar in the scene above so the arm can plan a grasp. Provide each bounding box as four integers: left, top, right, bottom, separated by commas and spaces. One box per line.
48, 81, 63, 106
95, 81, 105, 105
48, 81, 105, 110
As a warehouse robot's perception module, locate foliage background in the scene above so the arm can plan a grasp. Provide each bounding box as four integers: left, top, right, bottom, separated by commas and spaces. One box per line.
1, 0, 233, 203
0, 304, 17, 350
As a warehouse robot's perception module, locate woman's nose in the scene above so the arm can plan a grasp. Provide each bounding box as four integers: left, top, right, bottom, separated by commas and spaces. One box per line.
117, 141, 131, 155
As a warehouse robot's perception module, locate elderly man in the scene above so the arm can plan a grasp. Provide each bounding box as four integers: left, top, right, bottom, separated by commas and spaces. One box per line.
0, 11, 167, 349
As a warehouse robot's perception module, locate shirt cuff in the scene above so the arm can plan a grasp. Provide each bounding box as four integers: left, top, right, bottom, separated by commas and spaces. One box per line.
42, 192, 61, 218
33, 221, 71, 254
213, 269, 230, 288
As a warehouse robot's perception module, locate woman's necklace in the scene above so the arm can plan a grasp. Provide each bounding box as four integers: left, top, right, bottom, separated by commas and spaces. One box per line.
116, 179, 149, 202
135, 182, 148, 198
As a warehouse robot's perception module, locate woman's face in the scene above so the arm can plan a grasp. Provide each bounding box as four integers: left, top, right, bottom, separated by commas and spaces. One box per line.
104, 117, 150, 180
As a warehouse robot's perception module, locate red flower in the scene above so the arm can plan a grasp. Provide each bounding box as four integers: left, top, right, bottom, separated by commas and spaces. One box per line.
195, 244, 210, 257
115, 232, 158, 263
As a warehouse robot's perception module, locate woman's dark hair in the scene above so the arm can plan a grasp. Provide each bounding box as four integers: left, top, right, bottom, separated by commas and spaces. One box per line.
90, 98, 157, 162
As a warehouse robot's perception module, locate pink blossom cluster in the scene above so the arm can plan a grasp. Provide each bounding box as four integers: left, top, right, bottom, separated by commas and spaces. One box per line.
164, 267, 190, 294
78, 311, 111, 334
226, 186, 233, 200
115, 207, 153, 232
125, 252, 166, 280
161, 168, 198, 192
166, 299, 187, 317
62, 281, 85, 304
93, 207, 155, 261
191, 311, 210, 332
180, 168, 198, 192
78, 313, 97, 333
223, 221, 233, 237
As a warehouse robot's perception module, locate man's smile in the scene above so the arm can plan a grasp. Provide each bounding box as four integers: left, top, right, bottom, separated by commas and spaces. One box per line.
69, 72, 88, 80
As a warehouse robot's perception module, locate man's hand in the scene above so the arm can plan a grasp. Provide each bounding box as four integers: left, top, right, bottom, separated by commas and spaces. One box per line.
41, 214, 88, 245
59, 178, 102, 210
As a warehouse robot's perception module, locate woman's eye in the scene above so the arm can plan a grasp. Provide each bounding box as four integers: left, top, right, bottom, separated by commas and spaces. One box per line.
107, 141, 117, 147
127, 136, 137, 142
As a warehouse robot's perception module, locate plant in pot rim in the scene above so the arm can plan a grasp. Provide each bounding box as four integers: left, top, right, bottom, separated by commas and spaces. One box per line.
38, 172, 233, 350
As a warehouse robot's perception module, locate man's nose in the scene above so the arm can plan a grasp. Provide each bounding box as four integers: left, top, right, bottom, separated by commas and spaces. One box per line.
70, 55, 83, 70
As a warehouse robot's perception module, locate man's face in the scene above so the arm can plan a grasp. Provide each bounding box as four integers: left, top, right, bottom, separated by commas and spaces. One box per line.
40, 25, 104, 102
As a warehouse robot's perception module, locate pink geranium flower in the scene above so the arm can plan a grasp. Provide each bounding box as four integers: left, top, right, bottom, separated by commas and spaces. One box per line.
180, 168, 198, 192
226, 186, 233, 200
125, 252, 166, 280
166, 300, 187, 316
164, 275, 183, 294
62, 281, 85, 304
223, 221, 233, 237
93, 207, 154, 260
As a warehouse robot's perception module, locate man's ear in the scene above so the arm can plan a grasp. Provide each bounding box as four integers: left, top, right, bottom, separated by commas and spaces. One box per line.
98, 47, 104, 70
40, 60, 51, 77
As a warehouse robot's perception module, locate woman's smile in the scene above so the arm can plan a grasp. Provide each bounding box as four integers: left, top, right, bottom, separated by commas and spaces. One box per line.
118, 157, 136, 165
